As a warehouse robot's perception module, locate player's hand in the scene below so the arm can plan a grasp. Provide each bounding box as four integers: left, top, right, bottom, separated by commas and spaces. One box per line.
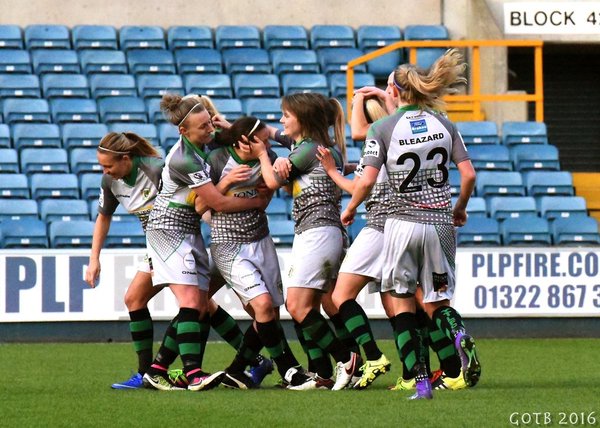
211, 114, 231, 130
223, 164, 252, 187
341, 207, 356, 226
273, 156, 292, 180
85, 259, 100, 288
316, 146, 336, 174
453, 207, 468, 227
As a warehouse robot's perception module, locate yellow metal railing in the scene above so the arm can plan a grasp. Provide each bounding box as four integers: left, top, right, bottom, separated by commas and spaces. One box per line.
346, 39, 544, 122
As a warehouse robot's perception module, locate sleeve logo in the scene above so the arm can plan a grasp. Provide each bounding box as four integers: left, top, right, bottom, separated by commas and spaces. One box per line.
363, 139, 380, 158
188, 168, 210, 184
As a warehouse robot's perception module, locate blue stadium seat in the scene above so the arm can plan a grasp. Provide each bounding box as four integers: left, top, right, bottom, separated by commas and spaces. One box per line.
271, 145, 291, 158
537, 196, 588, 221
31, 49, 80, 74
365, 49, 403, 79
310, 25, 356, 49
62, 123, 107, 149
40, 199, 90, 222
346, 147, 362, 163
136, 74, 183, 99
49, 220, 95, 248
281, 73, 329, 96
119, 26, 166, 50
476, 171, 525, 197
242, 98, 281, 122
0, 25, 23, 49
145, 98, 164, 124
211, 98, 244, 121
266, 197, 289, 220
468, 145, 512, 171
510, 144, 560, 171
269, 219, 295, 245
24, 25, 71, 49
0, 173, 29, 198
30, 173, 79, 200
404, 25, 449, 41
98, 96, 147, 123
174, 48, 223, 74
452, 196, 487, 218
448, 168, 461, 196
523, 171, 574, 197
89, 74, 137, 98
263, 25, 309, 50
0, 74, 41, 98
0, 198, 38, 221
456, 217, 501, 246
456, 121, 500, 145
104, 221, 146, 248
107, 204, 139, 223
12, 123, 61, 149
551, 217, 600, 246
222, 48, 271, 74
415, 48, 448, 69
0, 149, 19, 173
0, 124, 9, 148
41, 74, 89, 98
79, 173, 102, 201
183, 74, 232, 98
356, 25, 402, 50
233, 74, 280, 98
72, 25, 118, 50
3, 98, 51, 124
69, 148, 103, 174
317, 48, 366, 74
167, 26, 213, 50
0, 218, 48, 248
347, 216, 367, 242
270, 49, 320, 74
328, 73, 375, 98
21, 148, 69, 174
501, 217, 552, 246
215, 25, 261, 50
50, 98, 99, 124
0, 49, 31, 74
487, 196, 537, 221
108, 123, 158, 145
158, 123, 180, 150
502, 121, 548, 145
127, 49, 175, 74
79, 50, 128, 74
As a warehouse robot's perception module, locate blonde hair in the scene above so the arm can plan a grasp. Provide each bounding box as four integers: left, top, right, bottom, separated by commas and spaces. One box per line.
198, 94, 220, 117
364, 98, 388, 123
393, 48, 467, 112
160, 93, 207, 127
98, 132, 160, 158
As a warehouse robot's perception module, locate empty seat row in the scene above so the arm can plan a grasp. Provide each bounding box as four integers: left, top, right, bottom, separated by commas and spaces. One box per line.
466, 144, 560, 172
457, 121, 549, 145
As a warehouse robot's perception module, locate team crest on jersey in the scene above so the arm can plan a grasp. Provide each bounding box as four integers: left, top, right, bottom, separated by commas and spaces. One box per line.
363, 140, 380, 158
142, 188, 150, 200
410, 119, 428, 134
188, 168, 210, 185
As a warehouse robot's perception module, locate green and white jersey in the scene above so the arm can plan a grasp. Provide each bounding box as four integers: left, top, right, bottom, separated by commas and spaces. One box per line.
361, 106, 469, 225
98, 156, 163, 231
207, 146, 276, 244
274, 131, 343, 234
355, 156, 389, 233
147, 136, 211, 234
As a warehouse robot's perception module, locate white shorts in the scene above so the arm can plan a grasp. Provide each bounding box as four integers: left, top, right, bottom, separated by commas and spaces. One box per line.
339, 226, 383, 283
381, 219, 455, 303
211, 236, 284, 307
137, 252, 151, 273
287, 226, 344, 291
146, 229, 210, 290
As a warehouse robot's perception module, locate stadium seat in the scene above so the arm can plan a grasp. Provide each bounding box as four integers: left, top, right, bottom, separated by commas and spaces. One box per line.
551, 216, 600, 246
211, 98, 244, 121
263, 25, 309, 50
502, 121, 548, 145
201, 220, 211, 247
280, 73, 329, 96
62, 123, 108, 149
98, 96, 147, 123
24, 24, 71, 49
468, 145, 512, 171
49, 220, 95, 248
41, 74, 89, 98
31, 173, 79, 201
456, 217, 501, 246
265, 197, 289, 220
12, 123, 61, 149
102, 203, 138, 223
39, 199, 90, 222
0, 149, 19, 173
269, 219, 295, 245
21, 148, 69, 174
158, 123, 179, 150
0, 218, 48, 248
72, 25, 118, 50
317, 48, 366, 74
242, 98, 281, 122
0, 74, 41, 99
476, 171, 525, 197
523, 171, 574, 197
0, 49, 31, 74
364, 49, 403, 79
452, 196, 487, 217
31, 49, 80, 74
104, 221, 146, 248
404, 25, 449, 41
79, 173, 103, 201
415, 48, 448, 69
346, 147, 362, 163
119, 26, 166, 50
174, 48, 223, 74
448, 168, 461, 196
0, 198, 38, 221
233, 74, 280, 98
310, 25, 356, 49
328, 73, 375, 98
0, 125, 9, 148
183, 74, 233, 98
488, 196, 537, 221
0, 173, 29, 198
501, 217, 552, 246
70, 148, 103, 174
271, 145, 291, 158
215, 25, 261, 50
167, 26, 213, 50
510, 144, 560, 171
3, 98, 51, 124
89, 74, 137, 98
270, 49, 320, 74
537, 196, 588, 221
145, 98, 164, 124
50, 98, 99, 123
127, 49, 176, 74
457, 121, 500, 145
136, 74, 183, 99
108, 123, 158, 145
222, 48, 271, 74
0, 25, 23, 49
79, 49, 128, 74
356, 25, 402, 50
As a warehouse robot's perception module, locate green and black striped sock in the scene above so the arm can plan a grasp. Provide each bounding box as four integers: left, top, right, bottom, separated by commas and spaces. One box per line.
428, 317, 461, 377
432, 306, 466, 342
129, 308, 153, 374
339, 300, 381, 360
329, 311, 361, 356
392, 312, 422, 376
154, 316, 179, 368
210, 305, 243, 350
176, 307, 203, 375
227, 324, 263, 373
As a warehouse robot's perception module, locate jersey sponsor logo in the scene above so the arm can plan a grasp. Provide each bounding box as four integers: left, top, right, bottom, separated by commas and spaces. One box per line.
398, 133, 444, 146
98, 188, 105, 207
410, 119, 428, 134
188, 169, 210, 185
363, 139, 380, 158
183, 252, 196, 270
